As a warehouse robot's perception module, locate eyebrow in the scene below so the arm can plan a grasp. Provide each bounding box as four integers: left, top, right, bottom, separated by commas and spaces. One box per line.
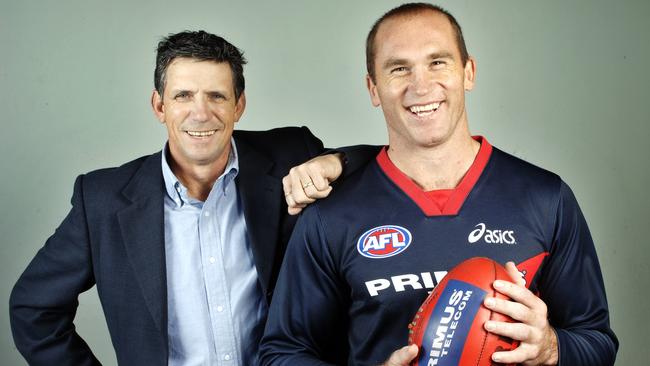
382, 57, 409, 70
169, 88, 195, 95
427, 51, 454, 60
168, 89, 229, 98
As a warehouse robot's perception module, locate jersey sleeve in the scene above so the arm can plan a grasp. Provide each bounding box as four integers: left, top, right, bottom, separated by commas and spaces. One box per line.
260, 205, 350, 366
538, 181, 618, 365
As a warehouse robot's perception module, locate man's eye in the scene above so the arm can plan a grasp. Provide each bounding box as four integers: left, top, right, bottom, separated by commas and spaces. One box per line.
174, 92, 191, 100
431, 60, 445, 67
209, 94, 225, 100
391, 66, 408, 74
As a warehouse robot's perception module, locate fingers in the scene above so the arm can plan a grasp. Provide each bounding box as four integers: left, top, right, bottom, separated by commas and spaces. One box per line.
484, 315, 530, 341
492, 280, 547, 313
486, 324, 558, 365
283, 155, 341, 215
484, 295, 532, 324
482, 268, 559, 365
491, 343, 538, 365
382, 345, 419, 366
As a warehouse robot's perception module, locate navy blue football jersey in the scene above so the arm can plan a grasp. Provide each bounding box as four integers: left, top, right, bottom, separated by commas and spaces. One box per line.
260, 138, 617, 366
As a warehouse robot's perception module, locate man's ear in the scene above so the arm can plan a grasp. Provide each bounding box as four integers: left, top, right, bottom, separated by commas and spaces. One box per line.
464, 56, 477, 91
233, 91, 246, 123
366, 74, 381, 107
151, 89, 165, 123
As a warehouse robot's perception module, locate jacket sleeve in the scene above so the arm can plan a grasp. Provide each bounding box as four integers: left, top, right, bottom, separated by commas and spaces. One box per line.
259, 206, 349, 366
326, 145, 382, 179
298, 125, 381, 179
9, 175, 101, 366
539, 181, 618, 365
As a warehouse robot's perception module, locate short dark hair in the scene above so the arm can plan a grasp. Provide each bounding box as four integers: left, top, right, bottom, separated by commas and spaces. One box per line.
154, 30, 247, 100
366, 3, 469, 82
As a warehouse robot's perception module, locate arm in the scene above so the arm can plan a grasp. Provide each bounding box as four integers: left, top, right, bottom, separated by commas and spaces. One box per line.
283, 144, 381, 215
259, 207, 349, 365
484, 182, 618, 365
9, 175, 100, 366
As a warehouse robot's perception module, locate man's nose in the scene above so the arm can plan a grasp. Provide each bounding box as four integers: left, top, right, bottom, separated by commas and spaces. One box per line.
191, 98, 210, 122
410, 68, 433, 96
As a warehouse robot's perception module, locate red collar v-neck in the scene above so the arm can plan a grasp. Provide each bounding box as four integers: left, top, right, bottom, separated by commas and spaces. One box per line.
376, 136, 493, 216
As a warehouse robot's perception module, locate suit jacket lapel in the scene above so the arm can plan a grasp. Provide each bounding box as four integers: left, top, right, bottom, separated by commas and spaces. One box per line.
235, 138, 283, 297
117, 153, 167, 337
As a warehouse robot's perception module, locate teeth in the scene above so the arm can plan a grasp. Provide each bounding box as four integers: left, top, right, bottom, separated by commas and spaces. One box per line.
187, 130, 216, 137
409, 102, 441, 114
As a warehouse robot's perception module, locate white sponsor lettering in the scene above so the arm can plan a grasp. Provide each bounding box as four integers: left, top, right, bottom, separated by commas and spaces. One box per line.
468, 223, 516, 244
427, 290, 473, 365
391, 274, 423, 292
365, 271, 448, 297
365, 279, 391, 297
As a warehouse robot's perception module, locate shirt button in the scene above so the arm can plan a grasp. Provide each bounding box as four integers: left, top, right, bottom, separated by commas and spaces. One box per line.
217, 305, 224, 312
209, 256, 216, 263
223, 353, 231, 361
204, 211, 210, 217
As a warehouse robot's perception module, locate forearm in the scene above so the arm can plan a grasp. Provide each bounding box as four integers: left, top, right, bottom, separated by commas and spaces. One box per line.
260, 208, 348, 365
10, 265, 100, 365
555, 327, 617, 366
328, 144, 381, 178
260, 349, 338, 366
544, 182, 618, 365
10, 175, 99, 365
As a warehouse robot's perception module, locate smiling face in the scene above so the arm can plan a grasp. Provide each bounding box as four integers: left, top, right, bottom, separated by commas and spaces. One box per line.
152, 58, 245, 173
367, 10, 475, 151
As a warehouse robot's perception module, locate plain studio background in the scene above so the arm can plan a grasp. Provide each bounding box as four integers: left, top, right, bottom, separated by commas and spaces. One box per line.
1, 0, 648, 364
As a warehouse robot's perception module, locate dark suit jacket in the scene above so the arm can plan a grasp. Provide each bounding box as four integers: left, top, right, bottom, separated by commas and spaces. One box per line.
10, 127, 361, 365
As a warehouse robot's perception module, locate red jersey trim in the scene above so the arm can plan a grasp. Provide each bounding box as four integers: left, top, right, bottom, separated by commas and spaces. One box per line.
516, 252, 550, 289
376, 136, 493, 216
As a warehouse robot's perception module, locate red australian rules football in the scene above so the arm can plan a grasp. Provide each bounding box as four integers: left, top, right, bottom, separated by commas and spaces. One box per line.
407, 257, 519, 366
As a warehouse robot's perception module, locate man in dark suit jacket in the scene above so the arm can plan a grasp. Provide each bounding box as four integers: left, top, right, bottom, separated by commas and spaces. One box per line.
10, 30, 372, 365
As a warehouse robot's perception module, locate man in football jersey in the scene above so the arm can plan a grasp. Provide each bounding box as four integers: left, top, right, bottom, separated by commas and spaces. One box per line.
261, 3, 618, 366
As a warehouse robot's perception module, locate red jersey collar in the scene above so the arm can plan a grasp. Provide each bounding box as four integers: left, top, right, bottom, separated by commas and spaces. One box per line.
376, 136, 493, 216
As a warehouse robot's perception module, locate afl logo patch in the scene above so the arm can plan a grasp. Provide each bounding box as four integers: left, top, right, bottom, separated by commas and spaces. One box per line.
357, 225, 412, 259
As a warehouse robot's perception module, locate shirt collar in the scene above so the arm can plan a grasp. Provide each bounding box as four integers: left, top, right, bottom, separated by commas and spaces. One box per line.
161, 138, 240, 207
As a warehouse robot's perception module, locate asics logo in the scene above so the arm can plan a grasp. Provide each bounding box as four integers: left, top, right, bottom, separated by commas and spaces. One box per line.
468, 223, 516, 245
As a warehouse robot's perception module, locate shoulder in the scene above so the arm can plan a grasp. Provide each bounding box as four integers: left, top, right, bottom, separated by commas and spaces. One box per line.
80, 152, 160, 193
234, 126, 321, 151
306, 161, 381, 221
486, 147, 577, 235
234, 127, 324, 173
488, 146, 563, 195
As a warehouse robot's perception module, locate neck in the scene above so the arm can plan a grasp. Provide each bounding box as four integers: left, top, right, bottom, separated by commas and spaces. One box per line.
168, 150, 230, 202
387, 134, 480, 191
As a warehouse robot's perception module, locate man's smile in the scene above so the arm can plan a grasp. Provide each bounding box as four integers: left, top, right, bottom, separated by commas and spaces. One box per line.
407, 102, 442, 117
185, 129, 218, 137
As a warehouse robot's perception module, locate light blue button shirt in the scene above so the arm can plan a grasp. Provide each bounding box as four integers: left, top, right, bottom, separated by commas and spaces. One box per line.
162, 140, 267, 365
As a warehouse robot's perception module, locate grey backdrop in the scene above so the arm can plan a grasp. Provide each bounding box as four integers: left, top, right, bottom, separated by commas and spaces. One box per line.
2, 0, 648, 364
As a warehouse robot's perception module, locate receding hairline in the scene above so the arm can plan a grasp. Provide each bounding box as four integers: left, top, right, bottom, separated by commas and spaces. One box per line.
373, 9, 456, 47
366, 5, 469, 81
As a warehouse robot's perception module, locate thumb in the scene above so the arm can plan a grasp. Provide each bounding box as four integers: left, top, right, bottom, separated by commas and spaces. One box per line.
383, 344, 419, 366
504, 261, 526, 287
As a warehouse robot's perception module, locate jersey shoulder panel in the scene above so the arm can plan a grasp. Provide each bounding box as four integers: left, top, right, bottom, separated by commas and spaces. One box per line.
487, 147, 561, 191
